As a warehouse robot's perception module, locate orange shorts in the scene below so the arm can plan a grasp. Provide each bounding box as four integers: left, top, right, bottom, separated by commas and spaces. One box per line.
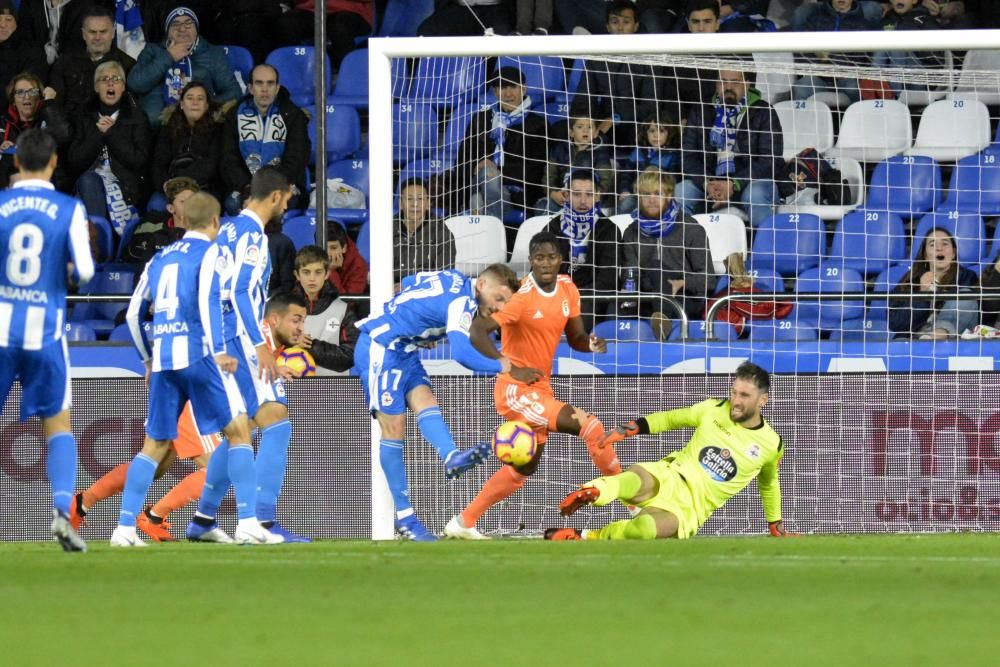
494, 377, 567, 446
172, 402, 222, 460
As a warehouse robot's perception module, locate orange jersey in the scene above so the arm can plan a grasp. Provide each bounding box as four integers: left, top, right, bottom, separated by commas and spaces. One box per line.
491, 274, 581, 381
173, 402, 222, 459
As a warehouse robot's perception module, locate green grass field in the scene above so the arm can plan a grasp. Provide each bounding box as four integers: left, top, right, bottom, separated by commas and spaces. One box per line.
1, 535, 997, 666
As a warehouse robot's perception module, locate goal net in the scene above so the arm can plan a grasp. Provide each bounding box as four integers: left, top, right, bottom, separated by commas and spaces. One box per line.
367, 30, 1000, 539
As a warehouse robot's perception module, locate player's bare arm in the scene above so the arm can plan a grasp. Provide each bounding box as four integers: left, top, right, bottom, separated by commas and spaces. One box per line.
564, 316, 606, 353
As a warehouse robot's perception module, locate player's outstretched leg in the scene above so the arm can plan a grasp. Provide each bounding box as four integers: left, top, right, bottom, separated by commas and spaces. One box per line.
46, 429, 86, 552
229, 438, 282, 545
187, 441, 235, 543
415, 405, 490, 480
380, 437, 436, 541
574, 411, 621, 476
111, 448, 163, 547
447, 466, 529, 540
560, 469, 646, 516
71, 462, 128, 530
544, 514, 663, 541
254, 414, 310, 543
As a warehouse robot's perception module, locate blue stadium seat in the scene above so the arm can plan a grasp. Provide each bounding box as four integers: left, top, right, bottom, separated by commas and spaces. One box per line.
397, 158, 445, 189
265, 46, 333, 107
108, 322, 136, 343
116, 217, 143, 261
89, 216, 114, 267
70, 266, 136, 334
497, 56, 566, 106
668, 320, 739, 341
748, 319, 818, 341
866, 155, 942, 218
328, 158, 370, 198
592, 319, 657, 342
831, 317, 895, 342
749, 213, 825, 277
329, 48, 369, 108
306, 103, 362, 163
64, 323, 97, 342
393, 103, 438, 164
283, 215, 317, 250
939, 152, 1000, 216
403, 57, 487, 108
356, 219, 371, 263
377, 0, 434, 37
438, 102, 479, 166
714, 267, 786, 294
794, 264, 866, 329
220, 45, 253, 91
911, 212, 986, 266
867, 263, 911, 322
828, 210, 907, 277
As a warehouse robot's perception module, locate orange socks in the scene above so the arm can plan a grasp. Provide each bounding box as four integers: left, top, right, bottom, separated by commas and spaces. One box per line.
151, 468, 207, 519
461, 466, 527, 528
81, 462, 128, 510
580, 414, 621, 476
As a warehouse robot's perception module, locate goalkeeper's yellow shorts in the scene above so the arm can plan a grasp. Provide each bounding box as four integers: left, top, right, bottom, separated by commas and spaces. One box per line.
633, 460, 700, 540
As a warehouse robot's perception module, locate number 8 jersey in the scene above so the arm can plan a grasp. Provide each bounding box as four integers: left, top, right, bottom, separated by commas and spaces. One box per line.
0, 180, 94, 350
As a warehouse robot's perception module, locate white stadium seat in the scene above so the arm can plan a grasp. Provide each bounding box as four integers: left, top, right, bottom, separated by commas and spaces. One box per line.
774, 99, 835, 160
905, 98, 991, 163
693, 213, 748, 275
444, 215, 507, 276
825, 99, 912, 163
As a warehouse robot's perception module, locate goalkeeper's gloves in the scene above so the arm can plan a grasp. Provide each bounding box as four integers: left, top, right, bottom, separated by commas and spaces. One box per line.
768, 520, 800, 538
600, 420, 641, 449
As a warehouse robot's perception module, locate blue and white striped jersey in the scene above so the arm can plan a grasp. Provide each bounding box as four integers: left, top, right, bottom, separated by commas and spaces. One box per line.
126, 232, 227, 372
217, 210, 270, 346
0, 179, 94, 350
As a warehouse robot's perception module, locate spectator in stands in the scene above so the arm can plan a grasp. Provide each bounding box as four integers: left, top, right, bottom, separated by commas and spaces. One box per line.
126, 6, 240, 127
326, 222, 369, 296
394, 177, 456, 288
669, 1, 727, 117
553, 0, 605, 34
267, 215, 298, 295
791, 0, 880, 104
219, 63, 309, 215
68, 60, 152, 234
514, 0, 553, 34
458, 66, 548, 224
418, 0, 512, 37
979, 251, 1000, 328
152, 80, 222, 196
291, 245, 359, 374
888, 228, 979, 339
873, 0, 947, 92
541, 169, 624, 327
619, 106, 681, 213
923, 1, 976, 28
275, 1, 374, 71
638, 0, 683, 33
0, 1, 47, 98
675, 68, 783, 229
120, 176, 198, 264
716, 0, 775, 31
47, 6, 135, 116
622, 168, 714, 340
0, 72, 72, 190
537, 108, 616, 214
17, 0, 112, 64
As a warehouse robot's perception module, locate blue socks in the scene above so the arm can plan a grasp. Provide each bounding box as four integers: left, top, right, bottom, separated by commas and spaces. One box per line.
195, 440, 231, 521
118, 453, 157, 527
417, 407, 457, 462
227, 444, 257, 520
255, 419, 292, 522
379, 439, 412, 518
46, 432, 76, 515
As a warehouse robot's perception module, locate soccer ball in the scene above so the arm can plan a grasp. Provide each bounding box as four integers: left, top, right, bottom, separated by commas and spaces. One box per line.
277, 346, 316, 378
492, 421, 537, 467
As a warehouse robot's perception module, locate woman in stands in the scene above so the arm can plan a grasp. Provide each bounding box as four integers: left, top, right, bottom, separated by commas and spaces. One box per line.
888, 227, 979, 339
151, 80, 223, 198
0, 71, 72, 190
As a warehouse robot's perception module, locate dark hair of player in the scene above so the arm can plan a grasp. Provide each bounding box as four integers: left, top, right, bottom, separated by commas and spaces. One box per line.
479, 263, 520, 293
529, 231, 561, 257
14, 129, 57, 172
295, 245, 329, 270
249, 165, 291, 200
183, 192, 221, 231
734, 361, 770, 393
265, 290, 308, 316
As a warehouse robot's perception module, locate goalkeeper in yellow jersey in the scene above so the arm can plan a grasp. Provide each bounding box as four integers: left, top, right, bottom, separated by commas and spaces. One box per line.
545, 362, 796, 540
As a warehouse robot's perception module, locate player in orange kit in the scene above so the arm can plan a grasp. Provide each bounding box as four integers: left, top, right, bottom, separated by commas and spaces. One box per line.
443, 231, 622, 539
69, 402, 219, 541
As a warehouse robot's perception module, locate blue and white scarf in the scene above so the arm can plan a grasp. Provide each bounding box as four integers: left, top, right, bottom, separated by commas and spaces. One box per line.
115, 0, 146, 59
95, 139, 140, 235
633, 199, 680, 239
489, 96, 531, 167
560, 203, 597, 264
162, 37, 198, 106
236, 98, 287, 174
708, 93, 746, 177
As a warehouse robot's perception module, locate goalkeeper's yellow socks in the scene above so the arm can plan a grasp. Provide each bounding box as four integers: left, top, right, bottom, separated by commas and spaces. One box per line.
589, 470, 643, 506
592, 514, 658, 540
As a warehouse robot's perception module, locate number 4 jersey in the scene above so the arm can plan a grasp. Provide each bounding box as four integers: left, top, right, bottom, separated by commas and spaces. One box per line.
0, 180, 95, 350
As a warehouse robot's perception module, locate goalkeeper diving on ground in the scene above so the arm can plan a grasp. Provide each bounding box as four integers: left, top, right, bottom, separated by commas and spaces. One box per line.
545, 361, 797, 540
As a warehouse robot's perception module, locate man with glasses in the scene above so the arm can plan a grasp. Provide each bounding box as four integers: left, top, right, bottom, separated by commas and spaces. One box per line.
0, 0, 47, 97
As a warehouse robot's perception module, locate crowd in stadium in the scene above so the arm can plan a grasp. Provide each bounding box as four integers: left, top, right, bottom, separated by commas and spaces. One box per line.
4, 0, 1000, 346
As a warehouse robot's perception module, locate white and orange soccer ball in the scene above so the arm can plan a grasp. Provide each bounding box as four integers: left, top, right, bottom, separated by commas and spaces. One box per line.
277, 346, 316, 378
492, 420, 537, 467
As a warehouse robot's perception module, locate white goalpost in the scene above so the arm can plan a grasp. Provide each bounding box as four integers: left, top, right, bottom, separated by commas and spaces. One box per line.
366, 29, 1000, 540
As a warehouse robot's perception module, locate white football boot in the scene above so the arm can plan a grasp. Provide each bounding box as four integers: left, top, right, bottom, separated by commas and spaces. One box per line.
110, 526, 147, 547
234, 520, 285, 545
444, 515, 490, 540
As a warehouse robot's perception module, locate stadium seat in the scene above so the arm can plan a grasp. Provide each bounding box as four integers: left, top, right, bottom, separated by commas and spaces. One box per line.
748, 319, 818, 341
608, 214, 633, 236
497, 56, 566, 106
668, 319, 739, 341
89, 216, 114, 267
328, 158, 370, 198
220, 45, 253, 93
265, 46, 333, 108
329, 48, 370, 108
939, 152, 1000, 216
393, 103, 438, 164
64, 323, 97, 342
867, 263, 911, 322
444, 215, 507, 275
825, 99, 912, 163
592, 319, 658, 343
509, 215, 552, 276
865, 155, 942, 219
397, 158, 446, 188
749, 212, 824, 277
403, 57, 487, 109
949, 49, 1000, 106
307, 103, 362, 163
550, 58, 586, 110
777, 156, 865, 221
828, 210, 907, 277
283, 215, 317, 250
377, 0, 435, 37
806, 91, 851, 111
693, 213, 748, 275
754, 51, 795, 105
794, 264, 866, 329
70, 266, 136, 334
983, 221, 1000, 267
830, 317, 895, 342
115, 217, 143, 261
911, 211, 986, 267
714, 266, 785, 295
773, 99, 835, 159
107, 322, 147, 343
895, 50, 954, 108
356, 218, 370, 264
438, 101, 479, 166
906, 98, 991, 163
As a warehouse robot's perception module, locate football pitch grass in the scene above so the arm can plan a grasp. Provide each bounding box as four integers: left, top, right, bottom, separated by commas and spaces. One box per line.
1, 534, 997, 666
